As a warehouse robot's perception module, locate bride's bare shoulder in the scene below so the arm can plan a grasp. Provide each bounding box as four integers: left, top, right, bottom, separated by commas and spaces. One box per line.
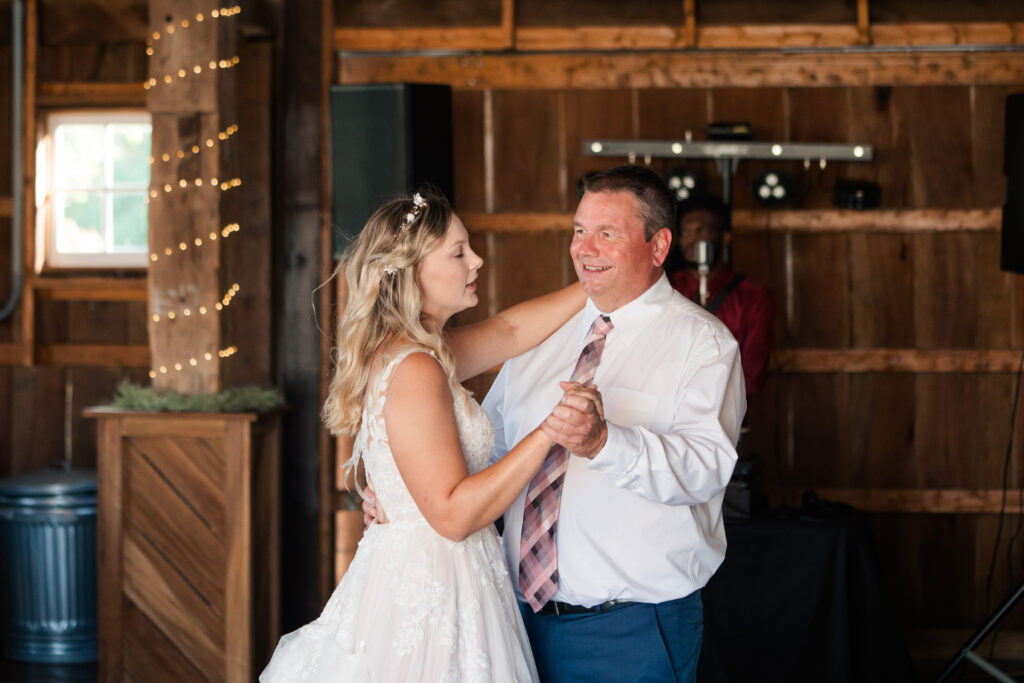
374, 341, 442, 385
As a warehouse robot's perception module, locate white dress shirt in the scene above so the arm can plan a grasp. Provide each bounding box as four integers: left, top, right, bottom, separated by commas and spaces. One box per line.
482, 274, 746, 607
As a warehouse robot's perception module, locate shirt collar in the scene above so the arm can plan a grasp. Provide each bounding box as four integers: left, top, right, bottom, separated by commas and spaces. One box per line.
579, 273, 672, 340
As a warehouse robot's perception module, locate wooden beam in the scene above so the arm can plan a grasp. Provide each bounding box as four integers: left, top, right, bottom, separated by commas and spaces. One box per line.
0, 344, 24, 365
336, 26, 512, 52
340, 49, 1024, 89
33, 277, 147, 302
682, 0, 695, 48
38, 82, 147, 108
770, 349, 1022, 373
37, 344, 149, 367
500, 0, 515, 50
0, 197, 11, 217
459, 209, 1000, 234
696, 24, 861, 49
871, 22, 1024, 47
856, 0, 870, 45
515, 26, 691, 51
320, 0, 337, 611
461, 212, 572, 233
336, 22, 1024, 55
779, 488, 1024, 514
731, 208, 1001, 233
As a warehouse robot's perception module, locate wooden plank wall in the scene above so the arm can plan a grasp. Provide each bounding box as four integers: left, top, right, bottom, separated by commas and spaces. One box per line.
335, 4, 1024, 649
0, 0, 273, 481
0, 0, 152, 478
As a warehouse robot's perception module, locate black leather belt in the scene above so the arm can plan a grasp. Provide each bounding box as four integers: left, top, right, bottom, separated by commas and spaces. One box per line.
538, 599, 635, 616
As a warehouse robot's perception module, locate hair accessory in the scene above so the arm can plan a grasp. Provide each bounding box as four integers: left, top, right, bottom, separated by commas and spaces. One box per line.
382, 264, 398, 275
401, 193, 427, 230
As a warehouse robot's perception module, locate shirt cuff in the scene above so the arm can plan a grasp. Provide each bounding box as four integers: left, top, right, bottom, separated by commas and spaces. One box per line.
587, 422, 639, 477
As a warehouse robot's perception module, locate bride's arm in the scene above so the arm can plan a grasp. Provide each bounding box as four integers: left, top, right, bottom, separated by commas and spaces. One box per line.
446, 282, 585, 382
384, 352, 553, 541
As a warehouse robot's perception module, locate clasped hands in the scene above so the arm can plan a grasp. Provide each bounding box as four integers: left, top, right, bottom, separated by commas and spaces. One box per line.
362, 381, 606, 527
541, 381, 607, 460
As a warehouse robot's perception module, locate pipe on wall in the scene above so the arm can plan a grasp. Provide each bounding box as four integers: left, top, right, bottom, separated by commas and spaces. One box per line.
1, 0, 24, 321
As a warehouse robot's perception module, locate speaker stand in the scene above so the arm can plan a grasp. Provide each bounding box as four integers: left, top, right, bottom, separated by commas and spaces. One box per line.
934, 580, 1024, 683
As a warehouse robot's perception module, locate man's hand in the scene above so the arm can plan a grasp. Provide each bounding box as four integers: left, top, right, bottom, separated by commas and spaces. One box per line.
542, 381, 607, 459
361, 485, 388, 528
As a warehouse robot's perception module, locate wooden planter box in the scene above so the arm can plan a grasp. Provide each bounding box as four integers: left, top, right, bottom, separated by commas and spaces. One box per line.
86, 408, 281, 683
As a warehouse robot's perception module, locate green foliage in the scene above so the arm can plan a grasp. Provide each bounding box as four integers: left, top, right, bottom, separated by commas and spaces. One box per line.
109, 381, 285, 413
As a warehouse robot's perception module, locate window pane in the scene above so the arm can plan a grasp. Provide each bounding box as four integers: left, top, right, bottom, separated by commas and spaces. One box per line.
111, 192, 149, 251
112, 124, 152, 186
56, 190, 104, 253
56, 124, 105, 188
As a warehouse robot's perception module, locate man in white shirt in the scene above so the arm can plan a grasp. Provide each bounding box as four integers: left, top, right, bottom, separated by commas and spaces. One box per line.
482, 164, 746, 682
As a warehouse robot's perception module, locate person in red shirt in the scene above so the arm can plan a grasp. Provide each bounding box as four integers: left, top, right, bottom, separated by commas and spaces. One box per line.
667, 193, 774, 397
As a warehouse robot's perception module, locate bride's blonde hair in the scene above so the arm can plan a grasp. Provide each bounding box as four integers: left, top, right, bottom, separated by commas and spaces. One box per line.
323, 188, 471, 436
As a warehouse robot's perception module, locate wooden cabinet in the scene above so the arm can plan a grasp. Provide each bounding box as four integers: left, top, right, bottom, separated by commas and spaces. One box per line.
87, 408, 280, 683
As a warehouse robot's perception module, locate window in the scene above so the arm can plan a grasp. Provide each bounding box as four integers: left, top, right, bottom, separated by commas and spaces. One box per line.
37, 111, 152, 269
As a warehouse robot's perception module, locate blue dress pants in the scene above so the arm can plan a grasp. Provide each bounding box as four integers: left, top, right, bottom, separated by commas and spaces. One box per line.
519, 591, 703, 683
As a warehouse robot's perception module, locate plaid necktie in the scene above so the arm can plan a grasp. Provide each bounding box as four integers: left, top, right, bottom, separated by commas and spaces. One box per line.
519, 314, 613, 612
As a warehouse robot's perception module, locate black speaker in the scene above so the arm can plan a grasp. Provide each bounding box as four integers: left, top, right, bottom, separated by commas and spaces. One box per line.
1002, 93, 1024, 274
329, 83, 453, 257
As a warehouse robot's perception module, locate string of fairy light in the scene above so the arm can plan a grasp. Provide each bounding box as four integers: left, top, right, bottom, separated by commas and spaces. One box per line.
149, 222, 240, 262
152, 346, 239, 378
151, 284, 240, 323
149, 124, 238, 165
146, 5, 243, 381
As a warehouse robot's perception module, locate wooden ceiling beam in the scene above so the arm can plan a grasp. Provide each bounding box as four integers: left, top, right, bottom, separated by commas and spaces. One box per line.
38, 82, 146, 108
340, 49, 1024, 89
730, 208, 1001, 233
335, 26, 512, 52
458, 209, 1000, 234
770, 349, 1022, 373
336, 22, 1024, 54
33, 277, 147, 301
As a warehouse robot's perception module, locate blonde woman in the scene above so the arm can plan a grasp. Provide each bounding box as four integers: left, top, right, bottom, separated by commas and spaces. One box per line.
261, 189, 590, 682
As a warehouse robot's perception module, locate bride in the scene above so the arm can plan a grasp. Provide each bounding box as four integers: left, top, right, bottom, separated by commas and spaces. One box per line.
260, 189, 588, 682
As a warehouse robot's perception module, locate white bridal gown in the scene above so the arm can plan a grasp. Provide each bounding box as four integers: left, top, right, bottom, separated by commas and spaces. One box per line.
261, 349, 539, 683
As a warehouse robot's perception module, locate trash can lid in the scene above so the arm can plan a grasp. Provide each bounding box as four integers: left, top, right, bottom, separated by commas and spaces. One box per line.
0, 468, 97, 498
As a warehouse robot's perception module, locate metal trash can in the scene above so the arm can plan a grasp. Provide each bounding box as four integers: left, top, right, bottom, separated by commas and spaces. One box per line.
0, 468, 97, 663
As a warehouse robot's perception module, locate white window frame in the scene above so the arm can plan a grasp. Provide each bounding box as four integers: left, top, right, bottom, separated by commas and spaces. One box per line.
36, 110, 152, 270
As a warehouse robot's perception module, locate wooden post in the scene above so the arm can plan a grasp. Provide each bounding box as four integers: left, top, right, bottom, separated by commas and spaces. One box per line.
857, 0, 871, 45
683, 0, 696, 48
147, 0, 241, 394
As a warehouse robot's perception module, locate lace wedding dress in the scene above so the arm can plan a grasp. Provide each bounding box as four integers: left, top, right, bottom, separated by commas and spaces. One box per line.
261, 349, 538, 682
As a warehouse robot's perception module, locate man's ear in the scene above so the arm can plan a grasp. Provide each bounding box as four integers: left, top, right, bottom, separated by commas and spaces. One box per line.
651, 227, 673, 268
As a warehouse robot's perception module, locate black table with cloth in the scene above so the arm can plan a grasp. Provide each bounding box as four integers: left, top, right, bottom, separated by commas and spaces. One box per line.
697, 507, 915, 683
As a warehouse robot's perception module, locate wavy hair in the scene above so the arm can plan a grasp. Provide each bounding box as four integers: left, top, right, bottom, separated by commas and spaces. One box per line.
322, 188, 470, 438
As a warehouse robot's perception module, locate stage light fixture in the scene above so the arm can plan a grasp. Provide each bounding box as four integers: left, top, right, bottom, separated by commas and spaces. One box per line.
753, 170, 791, 207
665, 166, 700, 201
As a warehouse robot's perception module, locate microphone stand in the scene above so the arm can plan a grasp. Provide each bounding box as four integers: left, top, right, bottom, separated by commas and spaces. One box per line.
698, 263, 709, 307
692, 240, 713, 308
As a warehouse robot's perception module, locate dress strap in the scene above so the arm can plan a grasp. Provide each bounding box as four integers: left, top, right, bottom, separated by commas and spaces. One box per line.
339, 347, 439, 500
